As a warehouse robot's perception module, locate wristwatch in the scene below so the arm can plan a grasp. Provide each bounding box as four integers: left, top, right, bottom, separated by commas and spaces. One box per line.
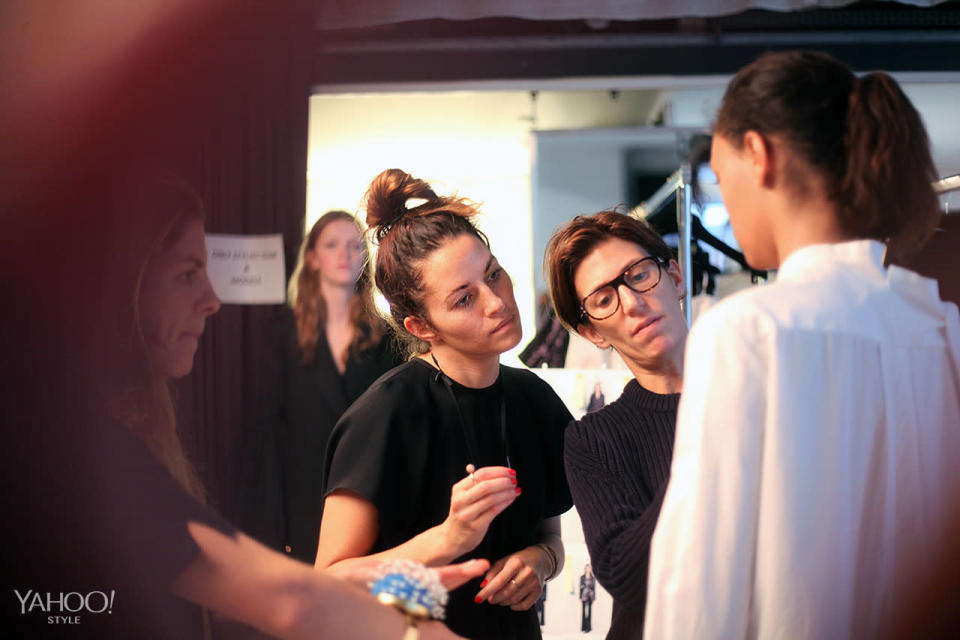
376, 591, 427, 640
369, 559, 447, 640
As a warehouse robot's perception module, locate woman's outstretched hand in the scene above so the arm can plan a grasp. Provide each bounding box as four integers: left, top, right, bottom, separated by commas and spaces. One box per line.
440, 465, 519, 559
473, 546, 550, 611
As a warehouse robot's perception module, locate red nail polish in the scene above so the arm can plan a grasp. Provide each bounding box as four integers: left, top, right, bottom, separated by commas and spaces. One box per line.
480, 579, 488, 587
515, 487, 522, 495
511, 478, 517, 486
508, 469, 516, 475
474, 595, 483, 604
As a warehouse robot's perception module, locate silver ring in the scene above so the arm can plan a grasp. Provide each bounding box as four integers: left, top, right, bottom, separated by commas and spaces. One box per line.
510, 579, 518, 586
470, 472, 477, 486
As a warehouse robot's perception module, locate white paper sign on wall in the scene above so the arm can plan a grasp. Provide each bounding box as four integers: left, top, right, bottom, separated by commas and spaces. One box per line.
205, 233, 285, 304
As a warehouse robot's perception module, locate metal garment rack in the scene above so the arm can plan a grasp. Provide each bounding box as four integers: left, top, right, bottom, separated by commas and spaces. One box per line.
934, 174, 960, 211
631, 165, 695, 327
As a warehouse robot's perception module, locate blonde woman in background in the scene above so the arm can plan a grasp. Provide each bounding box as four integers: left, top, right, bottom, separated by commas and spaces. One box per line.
261, 211, 399, 562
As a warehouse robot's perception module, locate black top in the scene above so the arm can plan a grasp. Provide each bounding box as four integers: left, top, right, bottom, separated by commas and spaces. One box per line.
324, 359, 573, 640
261, 307, 400, 562
6, 415, 236, 639
564, 379, 679, 640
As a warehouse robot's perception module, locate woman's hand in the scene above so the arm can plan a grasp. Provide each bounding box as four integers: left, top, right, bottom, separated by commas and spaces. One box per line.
440, 466, 519, 559
473, 545, 551, 611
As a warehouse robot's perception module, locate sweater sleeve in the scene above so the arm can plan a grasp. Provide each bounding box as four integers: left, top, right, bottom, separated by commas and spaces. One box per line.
564, 420, 665, 610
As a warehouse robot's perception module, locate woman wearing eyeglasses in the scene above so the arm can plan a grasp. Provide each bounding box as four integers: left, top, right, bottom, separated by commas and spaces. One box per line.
544, 211, 687, 639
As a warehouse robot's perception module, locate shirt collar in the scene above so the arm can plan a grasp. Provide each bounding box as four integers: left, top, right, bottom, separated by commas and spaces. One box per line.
776, 239, 886, 284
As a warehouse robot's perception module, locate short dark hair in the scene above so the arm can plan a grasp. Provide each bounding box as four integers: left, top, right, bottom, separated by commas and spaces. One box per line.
544, 210, 672, 333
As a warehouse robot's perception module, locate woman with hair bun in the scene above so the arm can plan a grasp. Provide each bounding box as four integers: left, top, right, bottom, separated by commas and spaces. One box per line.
316, 169, 572, 640
260, 210, 398, 563
645, 51, 960, 639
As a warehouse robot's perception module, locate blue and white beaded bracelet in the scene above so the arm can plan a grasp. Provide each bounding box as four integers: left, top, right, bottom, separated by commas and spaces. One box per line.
369, 559, 449, 621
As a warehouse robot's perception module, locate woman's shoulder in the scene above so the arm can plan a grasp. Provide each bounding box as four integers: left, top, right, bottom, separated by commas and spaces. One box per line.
265, 305, 301, 349
501, 364, 572, 424
568, 380, 670, 443
567, 397, 629, 449
688, 286, 782, 350
269, 304, 297, 329
328, 361, 439, 463
341, 359, 433, 416
351, 331, 403, 366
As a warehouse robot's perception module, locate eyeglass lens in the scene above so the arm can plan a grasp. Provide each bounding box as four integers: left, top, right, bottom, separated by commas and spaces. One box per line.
583, 258, 662, 320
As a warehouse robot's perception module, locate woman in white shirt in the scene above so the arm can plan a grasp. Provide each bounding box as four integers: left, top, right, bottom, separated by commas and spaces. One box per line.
645, 50, 960, 640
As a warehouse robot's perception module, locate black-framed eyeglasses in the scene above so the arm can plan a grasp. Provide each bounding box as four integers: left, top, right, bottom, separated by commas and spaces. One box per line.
579, 256, 668, 321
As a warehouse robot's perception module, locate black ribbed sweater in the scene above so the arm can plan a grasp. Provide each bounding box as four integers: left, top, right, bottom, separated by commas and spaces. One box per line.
564, 379, 679, 640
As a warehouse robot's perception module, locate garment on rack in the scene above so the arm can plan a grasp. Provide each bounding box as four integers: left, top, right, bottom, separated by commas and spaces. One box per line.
898, 214, 960, 308
646, 239, 960, 640
520, 310, 569, 368
643, 196, 766, 282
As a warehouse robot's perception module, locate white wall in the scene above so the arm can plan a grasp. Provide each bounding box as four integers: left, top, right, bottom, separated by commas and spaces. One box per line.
531, 127, 694, 293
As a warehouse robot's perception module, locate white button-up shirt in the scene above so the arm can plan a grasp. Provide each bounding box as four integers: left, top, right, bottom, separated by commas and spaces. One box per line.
645, 240, 960, 639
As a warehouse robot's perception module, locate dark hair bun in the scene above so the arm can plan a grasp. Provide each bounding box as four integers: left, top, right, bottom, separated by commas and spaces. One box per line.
364, 169, 438, 240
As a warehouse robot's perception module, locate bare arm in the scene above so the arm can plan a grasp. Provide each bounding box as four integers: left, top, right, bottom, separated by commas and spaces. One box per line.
316, 466, 519, 572
173, 521, 483, 640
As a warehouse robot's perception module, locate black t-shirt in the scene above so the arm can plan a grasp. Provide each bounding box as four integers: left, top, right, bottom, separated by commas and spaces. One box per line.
324, 359, 573, 640
5, 415, 236, 639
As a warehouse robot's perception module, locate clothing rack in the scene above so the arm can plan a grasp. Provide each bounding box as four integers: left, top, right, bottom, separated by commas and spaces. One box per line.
633, 166, 695, 327
934, 174, 960, 214
632, 171, 960, 328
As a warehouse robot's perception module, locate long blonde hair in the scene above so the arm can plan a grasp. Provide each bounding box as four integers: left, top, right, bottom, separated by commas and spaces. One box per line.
287, 210, 385, 365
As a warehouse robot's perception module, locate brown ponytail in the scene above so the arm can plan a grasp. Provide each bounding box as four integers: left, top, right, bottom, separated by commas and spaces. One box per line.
364, 168, 488, 356
842, 73, 939, 260
716, 50, 939, 260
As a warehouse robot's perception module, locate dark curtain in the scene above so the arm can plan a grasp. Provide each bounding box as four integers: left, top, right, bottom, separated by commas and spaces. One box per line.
1, 3, 315, 621
172, 8, 313, 550
3, 0, 315, 548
